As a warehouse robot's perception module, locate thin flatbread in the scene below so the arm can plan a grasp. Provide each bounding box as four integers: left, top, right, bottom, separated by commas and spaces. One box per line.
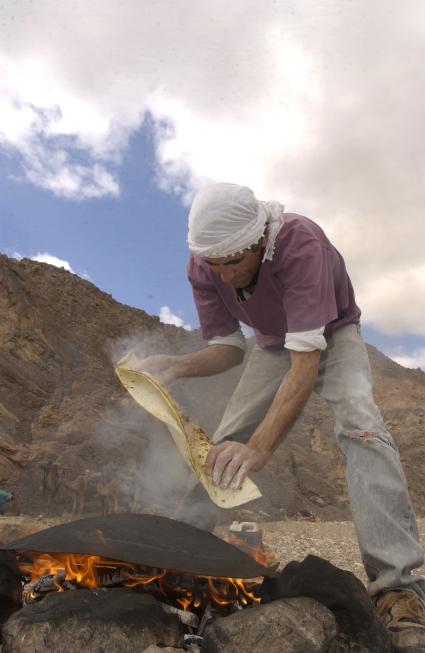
115, 365, 262, 508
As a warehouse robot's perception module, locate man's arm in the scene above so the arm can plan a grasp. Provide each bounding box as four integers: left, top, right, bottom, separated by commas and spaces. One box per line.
205, 349, 321, 489
168, 345, 244, 379
118, 344, 244, 385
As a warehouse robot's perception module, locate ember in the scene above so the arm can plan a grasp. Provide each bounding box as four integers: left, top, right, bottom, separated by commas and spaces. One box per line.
18, 550, 262, 615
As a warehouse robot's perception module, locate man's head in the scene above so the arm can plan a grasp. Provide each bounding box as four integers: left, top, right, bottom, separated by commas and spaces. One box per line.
203, 232, 267, 289
188, 183, 266, 259
187, 182, 284, 276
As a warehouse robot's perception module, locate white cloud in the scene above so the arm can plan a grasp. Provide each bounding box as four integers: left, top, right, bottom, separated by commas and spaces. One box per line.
387, 348, 425, 372
5, 249, 91, 279
355, 265, 425, 337
159, 306, 192, 331
31, 252, 75, 272
1, 1, 425, 334
0, 57, 122, 199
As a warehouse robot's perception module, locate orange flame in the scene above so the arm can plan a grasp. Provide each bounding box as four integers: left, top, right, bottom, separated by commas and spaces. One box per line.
228, 532, 277, 569
18, 550, 262, 614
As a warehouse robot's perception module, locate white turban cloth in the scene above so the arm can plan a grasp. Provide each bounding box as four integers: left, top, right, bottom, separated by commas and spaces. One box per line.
187, 182, 285, 262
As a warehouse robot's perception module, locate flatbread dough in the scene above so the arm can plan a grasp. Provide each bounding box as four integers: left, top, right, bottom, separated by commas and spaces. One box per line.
115, 365, 262, 508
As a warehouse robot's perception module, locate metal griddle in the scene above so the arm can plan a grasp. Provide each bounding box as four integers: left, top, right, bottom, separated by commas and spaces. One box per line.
1, 513, 277, 579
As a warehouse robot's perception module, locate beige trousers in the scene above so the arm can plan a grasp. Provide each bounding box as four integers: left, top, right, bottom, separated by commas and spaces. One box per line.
212, 324, 425, 598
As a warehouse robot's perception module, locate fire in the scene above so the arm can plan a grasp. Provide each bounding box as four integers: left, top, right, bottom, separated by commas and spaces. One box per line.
227, 522, 277, 569
228, 533, 269, 566
18, 550, 262, 614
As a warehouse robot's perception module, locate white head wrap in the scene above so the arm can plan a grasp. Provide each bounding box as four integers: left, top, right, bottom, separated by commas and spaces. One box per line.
187, 182, 285, 262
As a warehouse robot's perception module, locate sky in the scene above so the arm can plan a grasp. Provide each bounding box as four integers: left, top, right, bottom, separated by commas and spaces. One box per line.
1, 0, 425, 370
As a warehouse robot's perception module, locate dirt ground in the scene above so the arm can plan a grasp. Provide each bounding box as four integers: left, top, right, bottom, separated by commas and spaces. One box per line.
256, 517, 425, 585
1, 516, 425, 588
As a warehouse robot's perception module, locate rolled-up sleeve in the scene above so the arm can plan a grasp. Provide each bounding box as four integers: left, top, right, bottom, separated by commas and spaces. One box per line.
188, 256, 240, 341
285, 326, 326, 352
208, 328, 247, 352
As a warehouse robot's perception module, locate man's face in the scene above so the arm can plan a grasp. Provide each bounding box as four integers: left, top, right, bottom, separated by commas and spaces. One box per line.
202, 236, 266, 289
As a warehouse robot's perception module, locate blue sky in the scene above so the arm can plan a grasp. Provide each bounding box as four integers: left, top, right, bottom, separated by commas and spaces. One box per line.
1, 125, 196, 327
1, 121, 423, 367
1, 1, 425, 370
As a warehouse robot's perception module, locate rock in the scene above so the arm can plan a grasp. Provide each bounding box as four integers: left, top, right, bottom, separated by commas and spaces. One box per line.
142, 644, 186, 653
310, 427, 323, 453
261, 555, 392, 652
0, 556, 395, 653
2, 589, 185, 652
203, 597, 336, 653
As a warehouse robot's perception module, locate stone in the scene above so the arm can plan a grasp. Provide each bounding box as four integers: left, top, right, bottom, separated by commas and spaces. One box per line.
142, 647, 184, 652
203, 596, 336, 653
2, 589, 184, 653
261, 555, 392, 652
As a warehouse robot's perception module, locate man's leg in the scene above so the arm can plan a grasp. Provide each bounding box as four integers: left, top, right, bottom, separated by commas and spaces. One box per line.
174, 345, 290, 528
315, 323, 425, 601
213, 344, 291, 443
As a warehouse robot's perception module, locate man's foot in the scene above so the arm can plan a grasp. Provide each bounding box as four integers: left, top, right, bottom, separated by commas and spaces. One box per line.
375, 589, 425, 652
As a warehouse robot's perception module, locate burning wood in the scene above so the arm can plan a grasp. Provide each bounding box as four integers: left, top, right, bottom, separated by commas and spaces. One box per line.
18, 550, 262, 615
183, 602, 214, 653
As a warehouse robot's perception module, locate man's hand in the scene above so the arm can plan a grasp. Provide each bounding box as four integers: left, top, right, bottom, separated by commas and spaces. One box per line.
117, 353, 179, 385
134, 354, 179, 385
117, 344, 244, 385
205, 441, 268, 490
205, 349, 321, 491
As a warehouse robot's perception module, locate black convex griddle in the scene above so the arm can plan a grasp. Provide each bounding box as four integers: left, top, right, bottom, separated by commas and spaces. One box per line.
2, 514, 277, 579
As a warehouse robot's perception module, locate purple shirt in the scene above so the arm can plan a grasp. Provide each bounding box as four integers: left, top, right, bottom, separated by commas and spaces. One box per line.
188, 213, 361, 350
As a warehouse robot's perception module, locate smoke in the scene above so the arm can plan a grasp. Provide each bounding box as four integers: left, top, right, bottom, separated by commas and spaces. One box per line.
93, 329, 222, 528
94, 399, 220, 529
107, 329, 194, 368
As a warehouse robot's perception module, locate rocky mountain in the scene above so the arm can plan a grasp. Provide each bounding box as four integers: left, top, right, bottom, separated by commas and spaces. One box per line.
1, 253, 424, 523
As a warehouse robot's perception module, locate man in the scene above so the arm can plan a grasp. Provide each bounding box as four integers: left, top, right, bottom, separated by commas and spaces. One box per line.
142, 182, 425, 652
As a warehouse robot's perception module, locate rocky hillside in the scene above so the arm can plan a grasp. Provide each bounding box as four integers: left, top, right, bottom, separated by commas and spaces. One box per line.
1, 253, 424, 522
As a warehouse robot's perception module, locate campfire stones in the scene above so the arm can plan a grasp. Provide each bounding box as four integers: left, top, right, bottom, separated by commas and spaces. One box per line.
1, 559, 395, 653
261, 555, 393, 653
203, 597, 336, 653
0, 516, 394, 653
0, 591, 368, 653
1, 588, 185, 653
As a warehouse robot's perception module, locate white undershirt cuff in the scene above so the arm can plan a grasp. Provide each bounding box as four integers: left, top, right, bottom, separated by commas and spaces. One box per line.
285, 326, 327, 352
208, 328, 247, 352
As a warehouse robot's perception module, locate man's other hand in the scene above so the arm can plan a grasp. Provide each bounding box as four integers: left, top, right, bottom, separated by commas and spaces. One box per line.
205, 441, 268, 490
